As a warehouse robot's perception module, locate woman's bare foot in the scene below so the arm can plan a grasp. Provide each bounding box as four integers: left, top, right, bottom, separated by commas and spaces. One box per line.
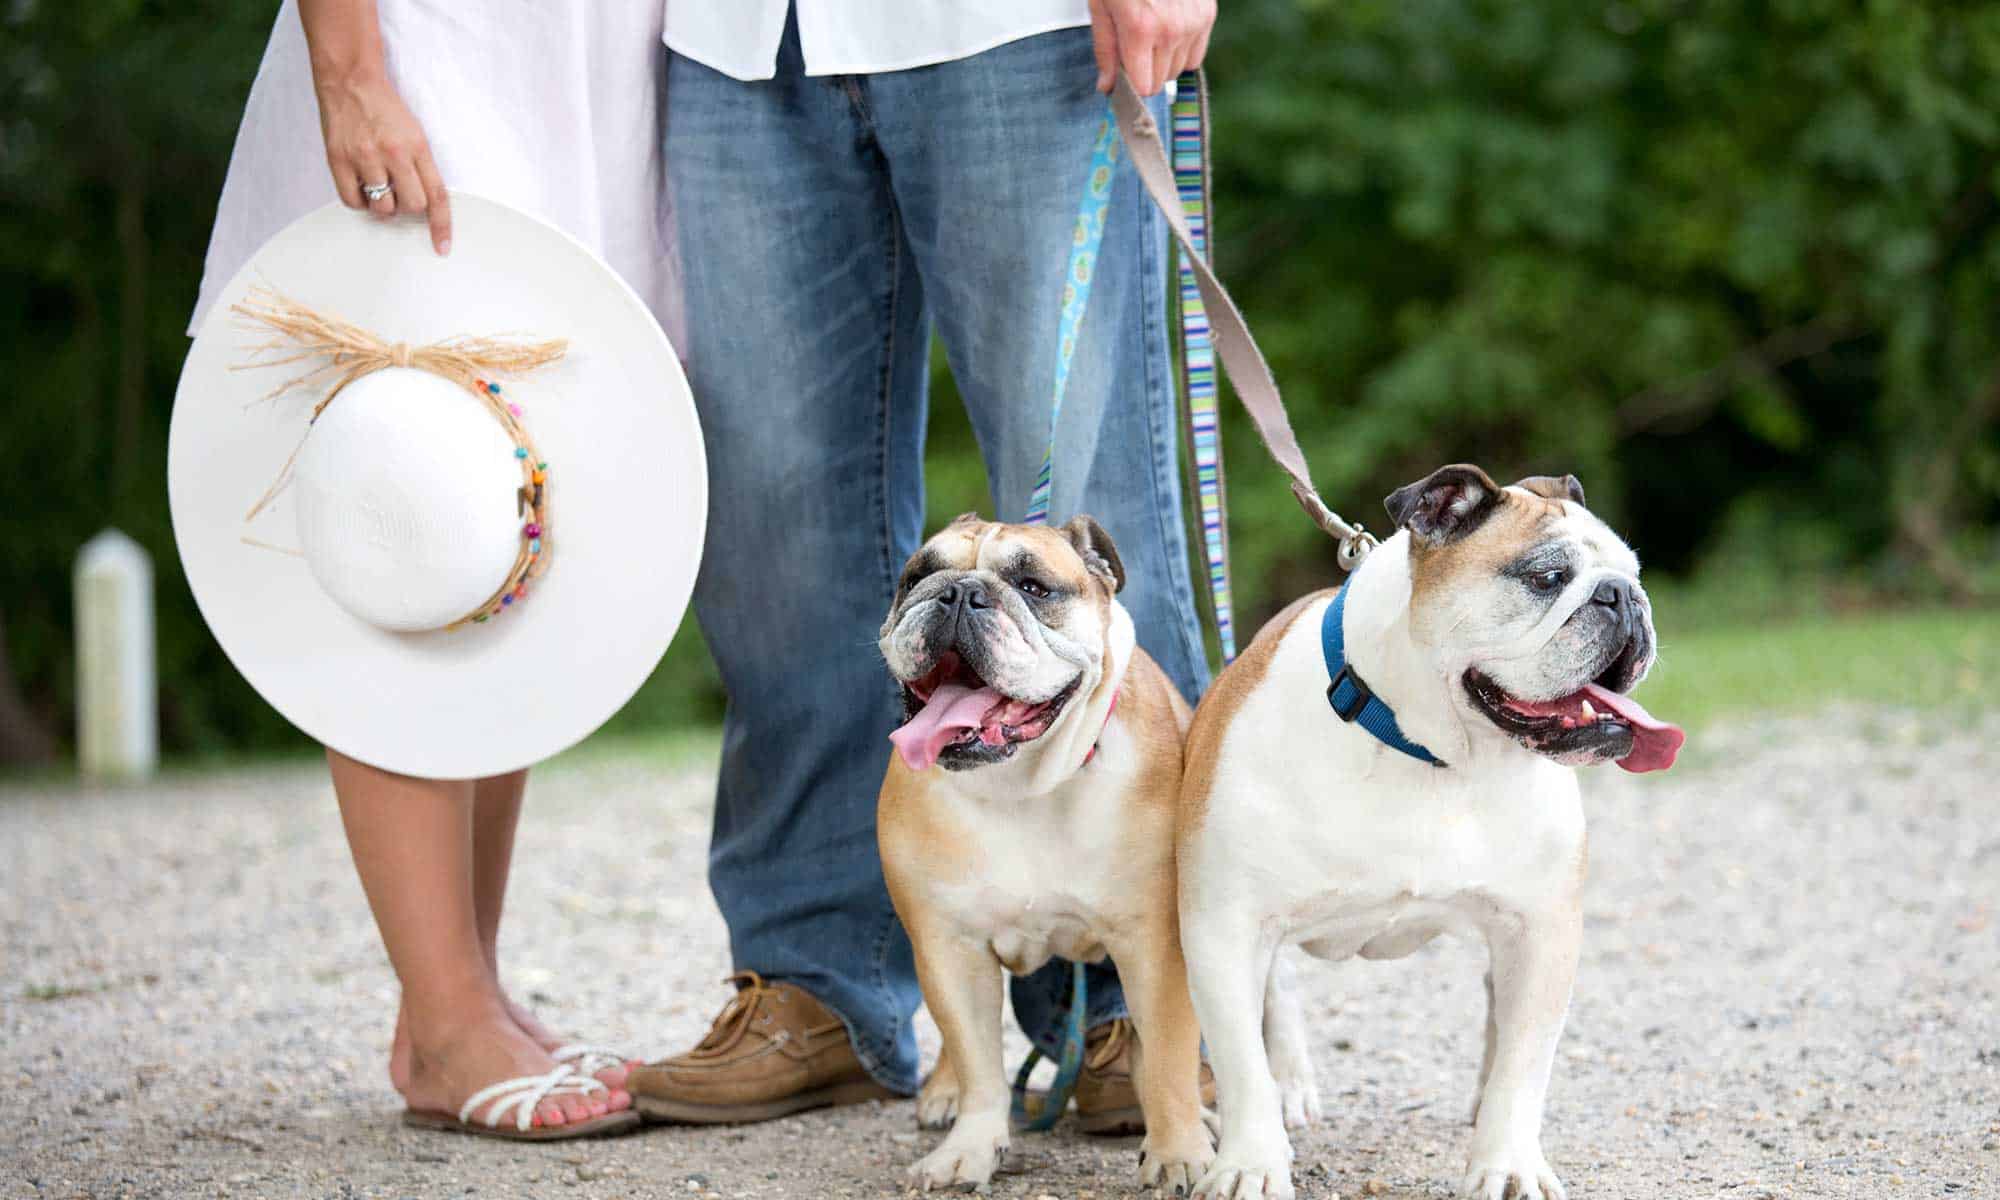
391, 995, 633, 1095
398, 1002, 631, 1130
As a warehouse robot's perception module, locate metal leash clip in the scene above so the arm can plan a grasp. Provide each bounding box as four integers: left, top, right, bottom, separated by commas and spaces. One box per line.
1291, 481, 1377, 571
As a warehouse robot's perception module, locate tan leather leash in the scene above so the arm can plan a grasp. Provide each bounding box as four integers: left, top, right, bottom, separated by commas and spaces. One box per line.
1109, 73, 1380, 572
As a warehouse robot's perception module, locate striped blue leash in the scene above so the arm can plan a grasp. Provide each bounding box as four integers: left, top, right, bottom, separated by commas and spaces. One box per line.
1171, 72, 1236, 662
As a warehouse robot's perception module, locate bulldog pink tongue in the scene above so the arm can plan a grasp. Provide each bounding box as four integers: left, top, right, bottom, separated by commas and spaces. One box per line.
1580, 683, 1686, 773
890, 682, 1005, 772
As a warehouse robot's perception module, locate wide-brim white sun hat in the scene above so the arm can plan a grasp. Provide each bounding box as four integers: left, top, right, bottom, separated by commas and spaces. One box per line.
170, 194, 705, 779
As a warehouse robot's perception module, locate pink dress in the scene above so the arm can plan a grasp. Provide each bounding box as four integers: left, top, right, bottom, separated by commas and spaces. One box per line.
190, 0, 683, 351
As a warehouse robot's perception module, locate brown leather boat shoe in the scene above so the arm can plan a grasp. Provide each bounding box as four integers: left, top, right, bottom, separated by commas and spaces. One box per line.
1073, 1017, 1218, 1135
628, 971, 897, 1124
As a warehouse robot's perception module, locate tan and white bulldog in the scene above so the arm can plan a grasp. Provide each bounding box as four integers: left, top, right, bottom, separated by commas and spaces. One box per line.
877, 513, 1214, 1193
1179, 465, 1685, 1200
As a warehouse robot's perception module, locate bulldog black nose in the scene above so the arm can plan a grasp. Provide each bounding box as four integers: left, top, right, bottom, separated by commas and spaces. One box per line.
938, 579, 992, 612
1591, 578, 1630, 611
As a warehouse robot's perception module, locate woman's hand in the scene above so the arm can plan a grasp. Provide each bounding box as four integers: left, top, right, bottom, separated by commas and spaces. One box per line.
1087, 0, 1217, 97
313, 68, 452, 254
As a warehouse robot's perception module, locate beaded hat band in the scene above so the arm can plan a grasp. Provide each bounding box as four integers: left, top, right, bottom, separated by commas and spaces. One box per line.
231, 287, 565, 630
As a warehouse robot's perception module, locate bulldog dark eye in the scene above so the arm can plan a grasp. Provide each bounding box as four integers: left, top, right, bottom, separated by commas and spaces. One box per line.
1017, 578, 1051, 599
1530, 568, 1569, 593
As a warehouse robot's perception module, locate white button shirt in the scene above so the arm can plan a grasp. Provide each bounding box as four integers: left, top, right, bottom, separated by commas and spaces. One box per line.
665, 2, 1092, 81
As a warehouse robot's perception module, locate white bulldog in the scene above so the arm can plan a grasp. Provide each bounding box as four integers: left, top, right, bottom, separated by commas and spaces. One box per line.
1179, 464, 1685, 1200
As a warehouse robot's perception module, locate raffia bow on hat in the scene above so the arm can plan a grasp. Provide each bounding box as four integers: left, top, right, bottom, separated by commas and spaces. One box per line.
231, 286, 568, 628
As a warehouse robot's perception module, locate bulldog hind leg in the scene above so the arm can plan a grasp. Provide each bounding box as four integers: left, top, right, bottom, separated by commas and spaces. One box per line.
1262, 952, 1322, 1130
1461, 906, 1580, 1200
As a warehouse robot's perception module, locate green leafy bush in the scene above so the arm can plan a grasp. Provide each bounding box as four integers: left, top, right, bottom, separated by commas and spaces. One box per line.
4, 0, 1996, 761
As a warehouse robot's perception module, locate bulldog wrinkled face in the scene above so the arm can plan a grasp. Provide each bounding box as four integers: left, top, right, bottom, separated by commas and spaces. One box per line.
1387, 465, 1682, 772
878, 513, 1124, 772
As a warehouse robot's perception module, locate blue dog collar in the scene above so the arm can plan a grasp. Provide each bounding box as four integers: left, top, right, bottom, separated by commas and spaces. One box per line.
1322, 587, 1445, 767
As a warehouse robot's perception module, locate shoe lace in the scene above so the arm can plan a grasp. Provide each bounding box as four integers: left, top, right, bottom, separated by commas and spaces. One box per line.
1084, 1017, 1133, 1072
688, 970, 783, 1059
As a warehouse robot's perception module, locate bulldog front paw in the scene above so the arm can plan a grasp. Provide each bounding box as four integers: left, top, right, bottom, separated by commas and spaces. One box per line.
1461, 1148, 1565, 1200
915, 1061, 960, 1130
909, 1125, 1009, 1193
1190, 1152, 1294, 1200
1138, 1121, 1217, 1194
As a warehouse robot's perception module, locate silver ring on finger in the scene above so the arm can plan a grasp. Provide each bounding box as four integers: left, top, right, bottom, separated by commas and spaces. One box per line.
361, 181, 393, 202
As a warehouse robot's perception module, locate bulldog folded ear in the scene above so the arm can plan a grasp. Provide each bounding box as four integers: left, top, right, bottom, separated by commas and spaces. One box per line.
1061, 514, 1126, 593
1515, 474, 1586, 506
945, 511, 985, 530
1384, 464, 1502, 546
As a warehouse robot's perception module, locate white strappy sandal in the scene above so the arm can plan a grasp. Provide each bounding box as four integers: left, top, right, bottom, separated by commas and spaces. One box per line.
401, 1062, 640, 1141
551, 1042, 638, 1082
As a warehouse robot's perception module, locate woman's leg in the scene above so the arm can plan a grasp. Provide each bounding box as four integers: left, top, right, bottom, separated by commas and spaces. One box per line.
469, 769, 527, 971
329, 750, 620, 1126
466, 771, 548, 1042
464, 770, 634, 1093
391, 769, 527, 1088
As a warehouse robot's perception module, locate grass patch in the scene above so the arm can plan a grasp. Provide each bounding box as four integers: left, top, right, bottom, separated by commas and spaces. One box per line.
20, 972, 158, 1001
1637, 606, 2000, 731
22, 983, 101, 1001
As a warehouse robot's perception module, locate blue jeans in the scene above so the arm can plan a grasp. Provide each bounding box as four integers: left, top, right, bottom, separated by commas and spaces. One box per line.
667, 19, 1209, 1093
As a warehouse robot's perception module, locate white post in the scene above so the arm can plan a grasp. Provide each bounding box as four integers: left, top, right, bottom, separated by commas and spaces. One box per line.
74, 529, 158, 780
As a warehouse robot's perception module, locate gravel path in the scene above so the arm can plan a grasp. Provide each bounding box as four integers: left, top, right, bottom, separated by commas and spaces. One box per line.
4, 707, 1997, 1200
